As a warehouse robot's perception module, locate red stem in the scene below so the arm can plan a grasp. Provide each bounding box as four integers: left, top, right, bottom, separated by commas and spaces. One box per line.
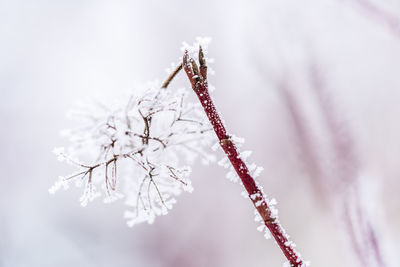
182, 49, 304, 266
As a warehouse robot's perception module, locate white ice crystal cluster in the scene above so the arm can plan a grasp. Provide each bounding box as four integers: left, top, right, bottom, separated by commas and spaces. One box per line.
214, 134, 273, 239
215, 135, 264, 184
51, 80, 216, 226
253, 198, 278, 240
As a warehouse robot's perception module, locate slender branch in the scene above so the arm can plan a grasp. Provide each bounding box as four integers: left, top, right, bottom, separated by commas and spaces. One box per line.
161, 62, 183, 89
182, 48, 304, 266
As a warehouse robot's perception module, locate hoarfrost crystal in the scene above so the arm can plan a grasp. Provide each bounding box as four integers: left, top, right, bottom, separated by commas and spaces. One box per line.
52, 80, 216, 226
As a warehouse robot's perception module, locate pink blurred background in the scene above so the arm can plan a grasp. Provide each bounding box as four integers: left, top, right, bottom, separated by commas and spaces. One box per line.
1, 0, 400, 266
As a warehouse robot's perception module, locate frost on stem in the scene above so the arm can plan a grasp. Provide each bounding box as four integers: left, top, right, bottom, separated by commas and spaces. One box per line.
52, 79, 216, 226
182, 41, 306, 266
216, 136, 264, 184
283, 261, 311, 267
52, 37, 306, 267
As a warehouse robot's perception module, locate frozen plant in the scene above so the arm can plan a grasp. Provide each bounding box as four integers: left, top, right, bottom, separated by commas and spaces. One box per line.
52, 78, 215, 226
52, 38, 307, 266
181, 44, 306, 266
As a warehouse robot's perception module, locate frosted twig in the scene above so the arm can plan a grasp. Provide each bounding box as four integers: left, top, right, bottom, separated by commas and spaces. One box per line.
182, 47, 305, 266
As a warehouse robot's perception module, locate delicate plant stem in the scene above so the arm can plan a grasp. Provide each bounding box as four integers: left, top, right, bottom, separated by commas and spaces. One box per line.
161, 62, 183, 89
182, 48, 304, 266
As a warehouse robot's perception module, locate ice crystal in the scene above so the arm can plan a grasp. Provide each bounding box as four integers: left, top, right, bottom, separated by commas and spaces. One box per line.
254, 209, 272, 240
283, 260, 311, 267
52, 79, 216, 226
213, 132, 276, 240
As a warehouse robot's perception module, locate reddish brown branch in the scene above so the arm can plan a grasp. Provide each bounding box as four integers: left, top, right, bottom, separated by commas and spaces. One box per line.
161, 63, 183, 89
182, 48, 304, 266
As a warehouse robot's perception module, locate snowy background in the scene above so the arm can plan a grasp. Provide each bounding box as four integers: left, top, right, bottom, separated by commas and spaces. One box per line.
1, 0, 400, 266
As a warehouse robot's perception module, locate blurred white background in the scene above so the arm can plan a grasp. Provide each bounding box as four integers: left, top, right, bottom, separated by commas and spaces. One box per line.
1, 0, 400, 266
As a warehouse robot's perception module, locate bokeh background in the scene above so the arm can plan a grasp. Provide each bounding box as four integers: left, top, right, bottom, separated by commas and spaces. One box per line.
1, 0, 400, 266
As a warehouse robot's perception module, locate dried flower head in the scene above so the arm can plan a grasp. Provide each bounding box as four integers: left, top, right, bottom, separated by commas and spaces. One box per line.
52, 80, 216, 226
